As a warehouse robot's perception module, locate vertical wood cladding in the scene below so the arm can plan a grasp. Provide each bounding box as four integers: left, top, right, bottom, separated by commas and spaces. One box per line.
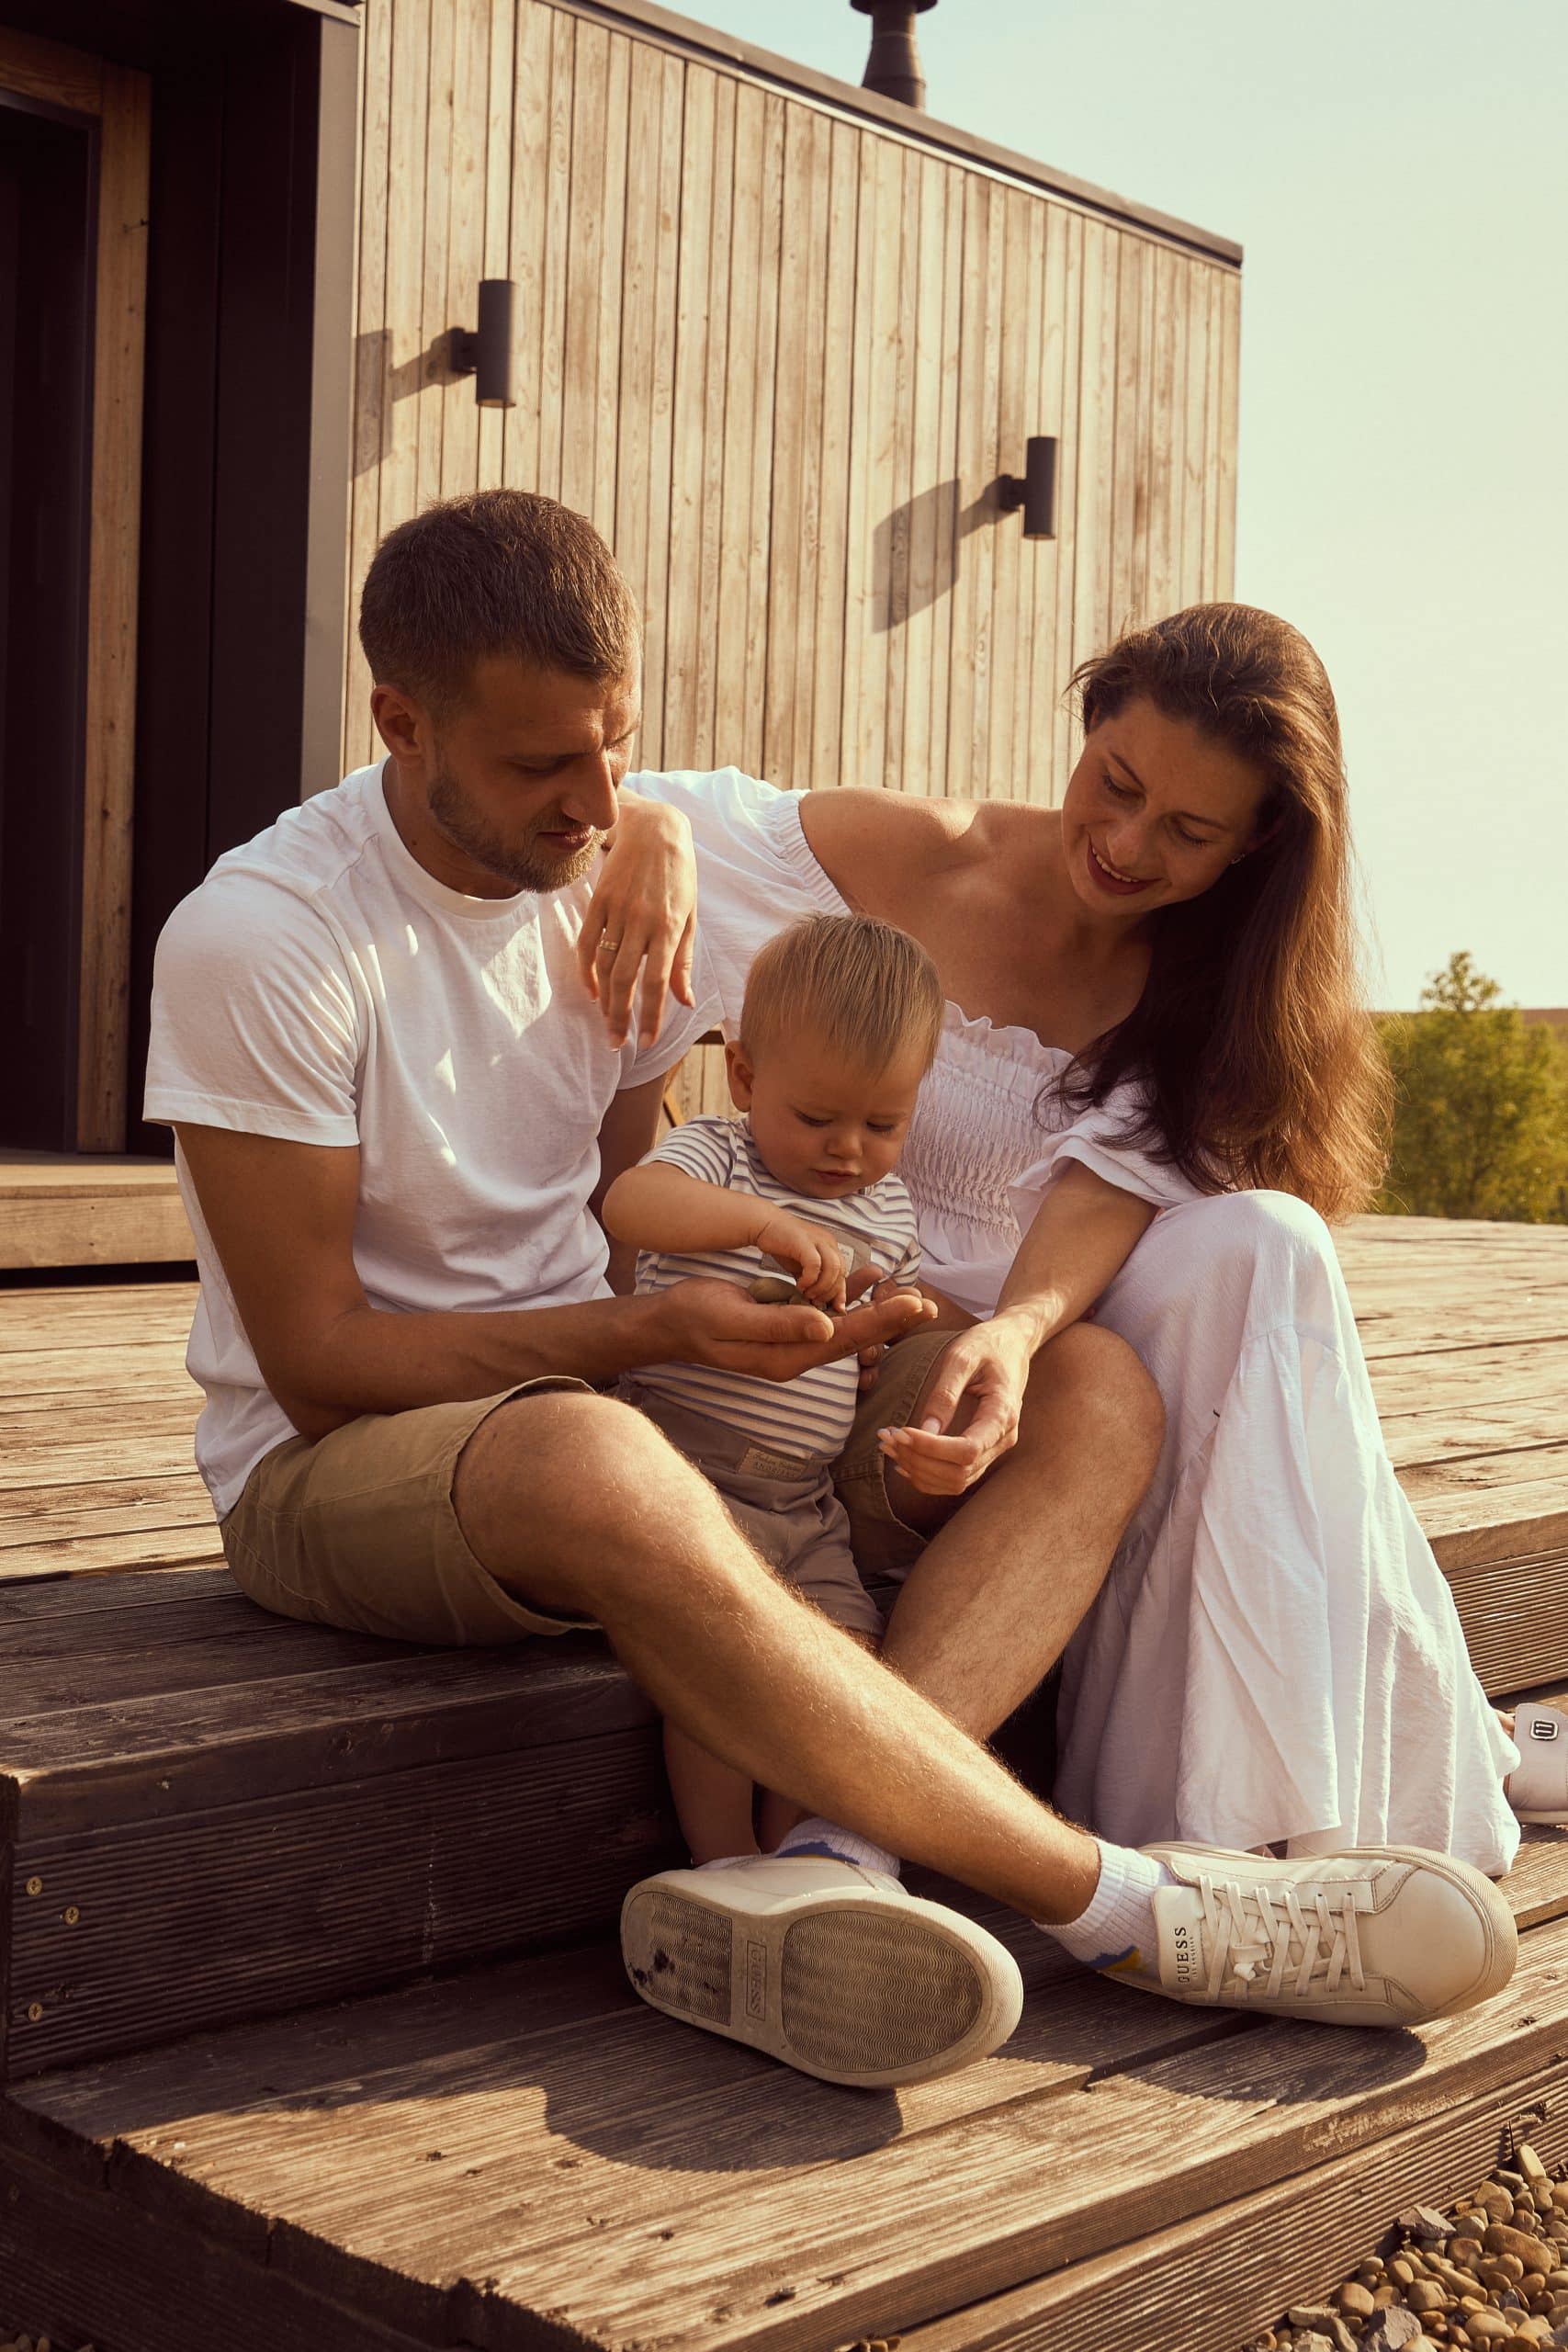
343, 0, 1241, 803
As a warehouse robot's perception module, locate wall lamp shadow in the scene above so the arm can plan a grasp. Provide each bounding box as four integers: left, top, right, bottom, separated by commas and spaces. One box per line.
451, 279, 516, 408
997, 435, 1058, 539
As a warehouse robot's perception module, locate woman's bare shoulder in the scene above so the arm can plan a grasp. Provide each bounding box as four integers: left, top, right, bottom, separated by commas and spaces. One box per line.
801, 786, 984, 903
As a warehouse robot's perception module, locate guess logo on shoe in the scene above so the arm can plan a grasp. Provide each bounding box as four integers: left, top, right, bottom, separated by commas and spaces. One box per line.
1169, 1920, 1202, 1986
747, 1939, 768, 2018
1529, 1716, 1560, 1742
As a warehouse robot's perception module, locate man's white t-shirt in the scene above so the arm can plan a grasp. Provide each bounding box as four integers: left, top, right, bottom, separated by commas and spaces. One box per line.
144, 761, 710, 1518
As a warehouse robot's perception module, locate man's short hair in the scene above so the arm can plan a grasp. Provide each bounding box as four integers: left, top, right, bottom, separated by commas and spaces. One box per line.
739, 912, 945, 1076
358, 489, 640, 714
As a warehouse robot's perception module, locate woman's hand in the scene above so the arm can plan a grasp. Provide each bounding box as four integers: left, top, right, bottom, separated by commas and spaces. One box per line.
753, 1210, 850, 1308
578, 797, 698, 1049
877, 1311, 1037, 1498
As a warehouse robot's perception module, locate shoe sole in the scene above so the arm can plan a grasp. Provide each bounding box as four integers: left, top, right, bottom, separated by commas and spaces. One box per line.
1153, 1840, 1518, 2025
620, 1879, 1023, 2088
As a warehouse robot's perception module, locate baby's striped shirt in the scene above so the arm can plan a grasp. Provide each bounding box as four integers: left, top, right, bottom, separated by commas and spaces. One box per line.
630, 1114, 921, 1461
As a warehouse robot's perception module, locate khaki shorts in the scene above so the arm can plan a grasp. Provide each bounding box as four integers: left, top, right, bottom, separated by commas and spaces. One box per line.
833, 1326, 956, 1582
220, 1378, 597, 1645
622, 1384, 884, 1640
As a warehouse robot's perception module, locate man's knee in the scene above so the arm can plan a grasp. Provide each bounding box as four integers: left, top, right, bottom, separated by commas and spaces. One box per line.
456, 1387, 700, 1541
1024, 1323, 1165, 1477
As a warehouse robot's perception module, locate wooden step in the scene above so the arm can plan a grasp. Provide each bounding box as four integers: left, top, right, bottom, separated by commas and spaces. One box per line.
6, 1838, 1568, 2352
899, 2036, 1568, 2352
0, 1563, 1051, 2088
0, 1151, 194, 1270
0, 1567, 682, 2081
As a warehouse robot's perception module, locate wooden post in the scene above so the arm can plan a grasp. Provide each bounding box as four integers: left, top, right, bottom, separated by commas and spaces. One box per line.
0, 30, 151, 1154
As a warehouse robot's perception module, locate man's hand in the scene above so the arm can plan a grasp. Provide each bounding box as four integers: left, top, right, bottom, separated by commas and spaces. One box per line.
577, 795, 697, 1048
752, 1209, 850, 1307
175, 1124, 776, 1432
657, 1277, 931, 1384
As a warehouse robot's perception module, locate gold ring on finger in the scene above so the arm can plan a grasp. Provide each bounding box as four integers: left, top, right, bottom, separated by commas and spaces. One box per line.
596, 937, 622, 956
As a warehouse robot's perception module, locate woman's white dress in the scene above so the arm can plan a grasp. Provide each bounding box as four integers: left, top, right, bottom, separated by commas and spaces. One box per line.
626, 768, 1520, 1875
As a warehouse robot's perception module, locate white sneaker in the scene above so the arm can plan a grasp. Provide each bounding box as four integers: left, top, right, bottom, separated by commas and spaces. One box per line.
1105, 1844, 1517, 2028
620, 1855, 1024, 2087
1508, 1704, 1568, 1823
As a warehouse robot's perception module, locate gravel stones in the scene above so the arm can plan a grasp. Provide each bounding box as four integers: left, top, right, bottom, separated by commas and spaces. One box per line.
1402, 2211, 1463, 2243
1489, 2226, 1548, 2267
1248, 2145, 1568, 2352
1360, 2313, 1429, 2352
1288, 2312, 1358, 2352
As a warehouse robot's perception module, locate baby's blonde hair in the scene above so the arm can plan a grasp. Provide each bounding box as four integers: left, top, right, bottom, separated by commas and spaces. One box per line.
739, 913, 944, 1076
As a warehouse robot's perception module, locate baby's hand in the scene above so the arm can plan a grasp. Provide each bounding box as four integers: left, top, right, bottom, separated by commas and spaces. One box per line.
752, 1210, 849, 1308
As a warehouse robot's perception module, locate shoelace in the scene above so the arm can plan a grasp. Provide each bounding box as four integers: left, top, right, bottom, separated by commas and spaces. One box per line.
1197, 1876, 1367, 2002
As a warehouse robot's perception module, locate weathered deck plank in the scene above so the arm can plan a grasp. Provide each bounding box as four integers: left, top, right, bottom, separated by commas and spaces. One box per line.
0, 1154, 194, 1272
6, 1846, 1568, 2352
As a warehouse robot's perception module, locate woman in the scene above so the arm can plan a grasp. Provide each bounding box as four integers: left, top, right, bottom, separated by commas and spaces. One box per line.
592, 603, 1522, 1874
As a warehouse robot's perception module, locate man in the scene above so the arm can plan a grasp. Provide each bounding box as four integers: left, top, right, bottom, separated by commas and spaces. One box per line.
147, 491, 1515, 2089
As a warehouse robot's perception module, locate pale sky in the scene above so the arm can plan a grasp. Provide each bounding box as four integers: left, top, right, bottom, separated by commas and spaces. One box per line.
682, 0, 1567, 1007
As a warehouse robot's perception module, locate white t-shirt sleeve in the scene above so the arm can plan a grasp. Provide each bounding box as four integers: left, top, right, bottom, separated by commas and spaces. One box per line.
144, 872, 363, 1145
1009, 1078, 1202, 1227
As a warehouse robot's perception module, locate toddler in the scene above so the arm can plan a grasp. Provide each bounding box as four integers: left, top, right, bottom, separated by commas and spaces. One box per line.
603, 910, 942, 1864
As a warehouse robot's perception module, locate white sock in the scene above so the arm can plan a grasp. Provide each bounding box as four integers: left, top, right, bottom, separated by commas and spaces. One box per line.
1044, 1841, 1174, 1972
774, 1817, 901, 1878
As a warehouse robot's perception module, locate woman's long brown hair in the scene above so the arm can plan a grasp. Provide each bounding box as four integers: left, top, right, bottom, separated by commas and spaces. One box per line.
1058, 604, 1391, 1220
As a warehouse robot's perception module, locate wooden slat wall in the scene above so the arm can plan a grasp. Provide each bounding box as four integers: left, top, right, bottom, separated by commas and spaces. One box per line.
341, 0, 1241, 801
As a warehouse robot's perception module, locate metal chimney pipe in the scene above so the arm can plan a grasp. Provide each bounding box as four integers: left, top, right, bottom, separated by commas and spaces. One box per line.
851, 0, 937, 110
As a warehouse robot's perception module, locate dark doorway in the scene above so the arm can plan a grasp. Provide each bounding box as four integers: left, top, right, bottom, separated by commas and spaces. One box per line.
0, 92, 96, 1148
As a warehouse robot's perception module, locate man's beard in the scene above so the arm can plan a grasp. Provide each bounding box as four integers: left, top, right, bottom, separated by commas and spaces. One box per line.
426, 759, 603, 892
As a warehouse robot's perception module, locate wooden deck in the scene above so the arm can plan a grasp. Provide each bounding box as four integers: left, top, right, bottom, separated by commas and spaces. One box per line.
1, 1215, 1566, 2352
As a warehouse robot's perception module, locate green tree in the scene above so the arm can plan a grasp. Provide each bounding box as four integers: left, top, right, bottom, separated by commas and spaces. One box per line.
1377, 953, 1568, 1222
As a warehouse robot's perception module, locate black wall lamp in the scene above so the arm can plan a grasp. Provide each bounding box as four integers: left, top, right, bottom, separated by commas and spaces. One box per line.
998, 435, 1058, 539
451, 278, 516, 409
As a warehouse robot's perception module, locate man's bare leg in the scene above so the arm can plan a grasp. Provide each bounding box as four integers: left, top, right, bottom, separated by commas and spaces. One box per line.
454, 1386, 1100, 1925
881, 1323, 1162, 1737
455, 1386, 1517, 2070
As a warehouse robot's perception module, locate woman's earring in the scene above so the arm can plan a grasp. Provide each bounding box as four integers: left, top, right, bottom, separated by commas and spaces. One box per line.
1229, 854, 1246, 866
